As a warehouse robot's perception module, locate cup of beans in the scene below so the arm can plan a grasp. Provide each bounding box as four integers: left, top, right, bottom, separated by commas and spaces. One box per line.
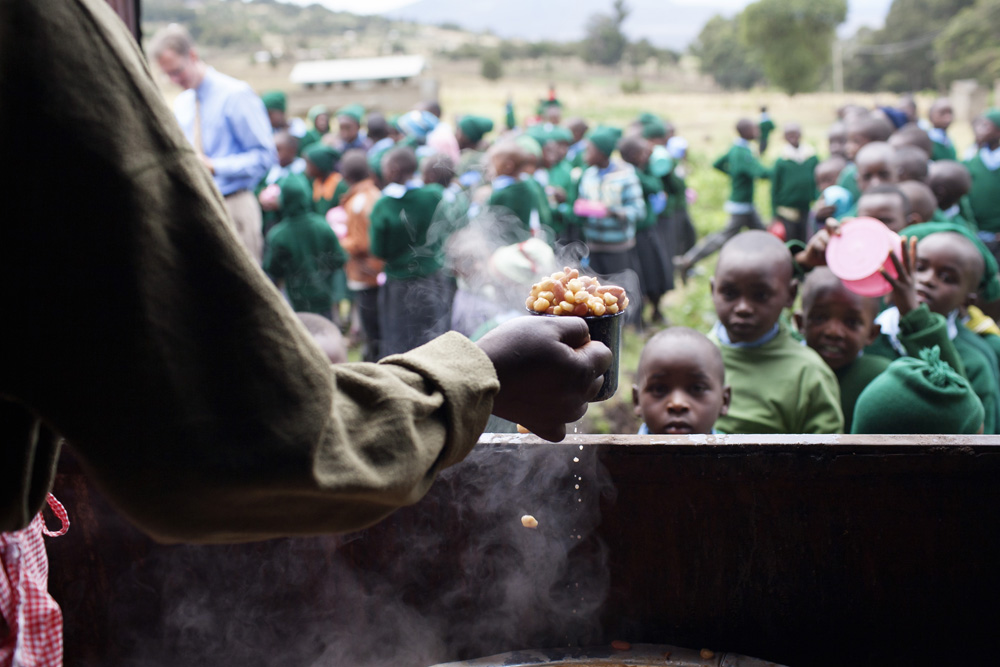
525, 267, 628, 401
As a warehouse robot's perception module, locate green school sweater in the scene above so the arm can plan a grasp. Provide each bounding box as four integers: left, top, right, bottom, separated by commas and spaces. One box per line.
864, 305, 967, 376
836, 354, 891, 434
713, 143, 770, 205
635, 166, 665, 231
710, 322, 844, 434
369, 186, 445, 279
931, 139, 957, 162
263, 178, 347, 314
837, 162, 861, 205
954, 326, 1000, 434
489, 179, 551, 235
771, 155, 819, 213
964, 154, 1000, 233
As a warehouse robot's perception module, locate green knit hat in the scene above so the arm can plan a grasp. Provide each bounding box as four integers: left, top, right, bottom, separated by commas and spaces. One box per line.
642, 119, 668, 140
303, 143, 341, 174
983, 108, 1000, 129
261, 91, 287, 112
515, 133, 542, 158
308, 104, 329, 123
457, 115, 494, 144
336, 104, 365, 123
902, 221, 1000, 301
637, 112, 662, 126
587, 126, 622, 158
548, 126, 573, 144
852, 346, 984, 434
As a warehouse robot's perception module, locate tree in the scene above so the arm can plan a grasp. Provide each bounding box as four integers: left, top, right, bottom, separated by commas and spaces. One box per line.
741, 0, 847, 95
481, 51, 503, 81
689, 14, 765, 90
581, 0, 630, 66
842, 0, 977, 92
934, 0, 1000, 87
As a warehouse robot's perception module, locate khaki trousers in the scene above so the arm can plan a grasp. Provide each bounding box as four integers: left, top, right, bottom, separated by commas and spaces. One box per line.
223, 190, 263, 264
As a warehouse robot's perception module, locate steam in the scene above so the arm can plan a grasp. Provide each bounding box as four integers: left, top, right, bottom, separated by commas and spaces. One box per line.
105, 443, 615, 667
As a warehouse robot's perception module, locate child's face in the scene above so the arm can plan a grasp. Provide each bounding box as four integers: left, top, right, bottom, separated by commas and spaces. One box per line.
857, 193, 907, 232
815, 168, 838, 193
785, 129, 801, 148
828, 129, 848, 159
712, 257, 796, 343
276, 140, 298, 168
973, 117, 1000, 147
584, 141, 608, 167
857, 155, 894, 192
929, 104, 953, 130
797, 286, 880, 371
845, 129, 868, 161
632, 339, 730, 435
914, 235, 977, 315
304, 159, 321, 181
491, 153, 518, 177
338, 117, 360, 144
315, 113, 330, 134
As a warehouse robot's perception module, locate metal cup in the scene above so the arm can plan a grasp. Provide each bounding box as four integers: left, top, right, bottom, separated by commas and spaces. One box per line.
528, 309, 625, 402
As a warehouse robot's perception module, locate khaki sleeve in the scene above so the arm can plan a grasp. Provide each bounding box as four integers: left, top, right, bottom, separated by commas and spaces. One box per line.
0, 0, 498, 543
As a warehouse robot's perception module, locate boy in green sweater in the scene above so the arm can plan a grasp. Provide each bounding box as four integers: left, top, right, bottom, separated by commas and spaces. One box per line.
709, 231, 844, 434
965, 109, 1000, 250
263, 176, 347, 318
369, 146, 450, 357
487, 141, 551, 243
928, 98, 957, 162
869, 224, 1000, 433
620, 134, 672, 324
679, 118, 771, 274
928, 161, 977, 230
796, 268, 887, 432
771, 122, 818, 243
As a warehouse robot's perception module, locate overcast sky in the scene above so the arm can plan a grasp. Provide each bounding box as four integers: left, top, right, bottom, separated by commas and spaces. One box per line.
290, 0, 892, 48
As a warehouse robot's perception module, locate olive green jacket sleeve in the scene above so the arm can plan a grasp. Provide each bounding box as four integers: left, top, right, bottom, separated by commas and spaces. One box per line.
0, 0, 498, 543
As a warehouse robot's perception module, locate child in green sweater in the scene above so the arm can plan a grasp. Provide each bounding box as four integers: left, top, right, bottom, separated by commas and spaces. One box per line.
928, 161, 976, 230
770, 122, 818, 244
870, 224, 1000, 433
487, 141, 550, 243
965, 109, 1000, 246
709, 231, 844, 434
633, 327, 731, 435
263, 176, 346, 318
796, 268, 887, 433
679, 118, 770, 274
369, 146, 450, 357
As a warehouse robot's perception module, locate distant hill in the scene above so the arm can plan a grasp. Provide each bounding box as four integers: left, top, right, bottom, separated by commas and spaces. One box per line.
386, 0, 730, 50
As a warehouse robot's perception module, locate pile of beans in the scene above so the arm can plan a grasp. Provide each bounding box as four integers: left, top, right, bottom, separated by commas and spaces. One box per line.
526, 268, 629, 317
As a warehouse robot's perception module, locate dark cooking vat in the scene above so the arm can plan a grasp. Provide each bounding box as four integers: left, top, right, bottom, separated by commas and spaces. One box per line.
432, 643, 785, 666
46, 434, 1000, 667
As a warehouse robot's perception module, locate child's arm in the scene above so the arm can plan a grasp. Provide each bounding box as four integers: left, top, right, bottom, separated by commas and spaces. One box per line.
800, 368, 845, 434
712, 151, 730, 175
882, 237, 967, 375
771, 160, 783, 219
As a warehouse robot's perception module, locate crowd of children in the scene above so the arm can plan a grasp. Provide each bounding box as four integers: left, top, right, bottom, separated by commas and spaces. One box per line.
222, 82, 1000, 437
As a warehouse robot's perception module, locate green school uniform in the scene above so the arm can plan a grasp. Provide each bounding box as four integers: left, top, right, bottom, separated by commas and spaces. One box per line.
964, 154, 1000, 233
489, 179, 551, 237
865, 305, 967, 376
710, 322, 844, 435
954, 326, 1000, 434
836, 354, 891, 433
635, 166, 664, 232
713, 143, 770, 205
369, 185, 444, 279
837, 162, 861, 205
771, 154, 818, 215
263, 178, 347, 314
931, 139, 957, 162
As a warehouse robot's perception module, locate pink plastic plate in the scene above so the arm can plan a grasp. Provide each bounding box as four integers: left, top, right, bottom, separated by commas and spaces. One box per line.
573, 199, 609, 218
826, 217, 902, 297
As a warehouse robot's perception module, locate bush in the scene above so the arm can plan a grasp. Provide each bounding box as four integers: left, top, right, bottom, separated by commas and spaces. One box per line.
620, 78, 642, 94
481, 52, 503, 81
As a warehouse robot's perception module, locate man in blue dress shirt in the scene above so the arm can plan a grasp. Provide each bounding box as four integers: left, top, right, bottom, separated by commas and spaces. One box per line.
150, 24, 276, 263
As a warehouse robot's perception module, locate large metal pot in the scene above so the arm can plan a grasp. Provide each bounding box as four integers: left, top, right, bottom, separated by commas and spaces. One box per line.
432, 643, 786, 666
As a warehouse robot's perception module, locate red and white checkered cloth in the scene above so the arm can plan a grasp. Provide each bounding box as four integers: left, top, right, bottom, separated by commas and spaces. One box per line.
0, 494, 69, 667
